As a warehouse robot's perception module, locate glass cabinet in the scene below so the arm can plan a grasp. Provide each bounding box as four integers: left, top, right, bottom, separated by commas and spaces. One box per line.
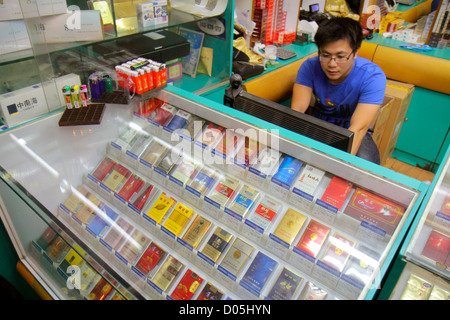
0, 85, 428, 300
0, 0, 233, 130
379, 144, 450, 300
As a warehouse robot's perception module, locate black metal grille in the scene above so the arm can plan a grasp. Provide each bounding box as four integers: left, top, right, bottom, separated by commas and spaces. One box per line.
234, 92, 353, 152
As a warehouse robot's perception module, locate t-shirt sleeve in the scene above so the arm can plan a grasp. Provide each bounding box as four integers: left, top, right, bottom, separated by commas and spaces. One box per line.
359, 65, 386, 105
295, 58, 314, 88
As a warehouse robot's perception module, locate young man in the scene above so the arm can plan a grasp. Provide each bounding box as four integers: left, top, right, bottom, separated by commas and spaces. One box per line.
291, 17, 386, 164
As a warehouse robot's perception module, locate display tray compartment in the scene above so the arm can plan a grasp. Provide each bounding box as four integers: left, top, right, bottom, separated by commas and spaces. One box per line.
58, 103, 106, 126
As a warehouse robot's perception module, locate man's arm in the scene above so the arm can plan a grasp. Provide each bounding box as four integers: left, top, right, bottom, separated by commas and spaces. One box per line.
291, 83, 313, 113
348, 103, 380, 155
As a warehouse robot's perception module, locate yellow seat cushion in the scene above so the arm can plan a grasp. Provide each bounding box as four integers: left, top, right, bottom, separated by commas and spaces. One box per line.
243, 53, 317, 102
372, 46, 450, 95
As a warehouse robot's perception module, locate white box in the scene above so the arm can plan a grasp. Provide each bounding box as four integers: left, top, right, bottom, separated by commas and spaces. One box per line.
0, 20, 32, 55
32, 10, 104, 43
0, 84, 48, 128
136, 2, 155, 28
0, 73, 81, 127
0, 0, 23, 21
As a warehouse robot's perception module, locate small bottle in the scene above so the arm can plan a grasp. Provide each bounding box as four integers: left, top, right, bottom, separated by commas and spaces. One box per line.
70, 85, 81, 108
62, 86, 72, 109
80, 84, 89, 107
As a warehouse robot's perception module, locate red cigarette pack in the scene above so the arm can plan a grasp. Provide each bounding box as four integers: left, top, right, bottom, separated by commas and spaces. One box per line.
117, 174, 144, 201
296, 220, 331, 258
320, 232, 356, 272
170, 269, 203, 300
421, 230, 450, 265
320, 176, 353, 210
92, 157, 116, 181
344, 187, 405, 235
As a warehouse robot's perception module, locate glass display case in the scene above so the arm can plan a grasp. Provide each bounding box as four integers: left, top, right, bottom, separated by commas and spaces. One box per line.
0, 85, 427, 300
0, 0, 232, 130
379, 144, 450, 300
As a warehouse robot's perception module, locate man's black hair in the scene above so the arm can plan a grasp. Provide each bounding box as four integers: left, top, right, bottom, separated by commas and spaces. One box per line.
314, 17, 363, 52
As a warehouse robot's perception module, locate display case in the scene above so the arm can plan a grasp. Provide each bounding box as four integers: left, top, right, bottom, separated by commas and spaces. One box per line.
379, 144, 450, 300
0, 0, 233, 130
0, 85, 428, 300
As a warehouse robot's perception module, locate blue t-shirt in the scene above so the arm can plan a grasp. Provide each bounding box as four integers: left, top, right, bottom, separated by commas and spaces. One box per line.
295, 56, 386, 129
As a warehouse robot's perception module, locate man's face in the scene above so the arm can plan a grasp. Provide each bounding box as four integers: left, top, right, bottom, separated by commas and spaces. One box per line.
318, 39, 357, 85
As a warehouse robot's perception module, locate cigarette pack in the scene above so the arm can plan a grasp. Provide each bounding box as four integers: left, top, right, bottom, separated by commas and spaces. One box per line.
266, 267, 303, 300
344, 187, 405, 234
117, 229, 151, 263
219, 238, 254, 276
298, 281, 328, 300
117, 174, 144, 202
272, 208, 307, 245
293, 164, 325, 195
170, 157, 200, 185
130, 184, 155, 211
36, 227, 58, 250
182, 116, 205, 141
86, 205, 119, 238
271, 155, 303, 187
196, 283, 224, 300
247, 196, 283, 231
162, 202, 194, 236
320, 232, 356, 272
62, 185, 89, 213
145, 192, 177, 224
87, 278, 113, 300
46, 236, 70, 263
295, 219, 330, 258
74, 193, 101, 224
196, 123, 224, 148
181, 215, 211, 248
170, 269, 203, 300
226, 185, 260, 217
149, 103, 176, 126
241, 251, 277, 294
187, 167, 218, 196
250, 147, 280, 177
234, 137, 259, 167
140, 139, 170, 168
128, 132, 153, 158
213, 130, 240, 157
155, 149, 181, 175
58, 245, 85, 277
165, 109, 192, 132
429, 285, 450, 300
400, 274, 433, 300
343, 244, 380, 284
101, 217, 134, 251
206, 174, 240, 207
200, 227, 233, 263
439, 190, 450, 216
102, 163, 132, 192
134, 242, 166, 276
421, 230, 450, 265
151, 255, 184, 292
92, 157, 116, 181
320, 176, 353, 210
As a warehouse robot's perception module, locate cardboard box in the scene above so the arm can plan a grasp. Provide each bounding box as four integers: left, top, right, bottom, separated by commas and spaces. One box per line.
373, 80, 415, 165
371, 96, 394, 146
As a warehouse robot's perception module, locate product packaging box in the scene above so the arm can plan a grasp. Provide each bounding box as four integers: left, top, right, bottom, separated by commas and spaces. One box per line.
32, 10, 104, 43
0, 20, 32, 55
373, 80, 415, 165
344, 187, 406, 235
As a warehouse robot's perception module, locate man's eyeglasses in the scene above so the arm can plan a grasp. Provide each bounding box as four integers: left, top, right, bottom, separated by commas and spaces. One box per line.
319, 51, 355, 64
